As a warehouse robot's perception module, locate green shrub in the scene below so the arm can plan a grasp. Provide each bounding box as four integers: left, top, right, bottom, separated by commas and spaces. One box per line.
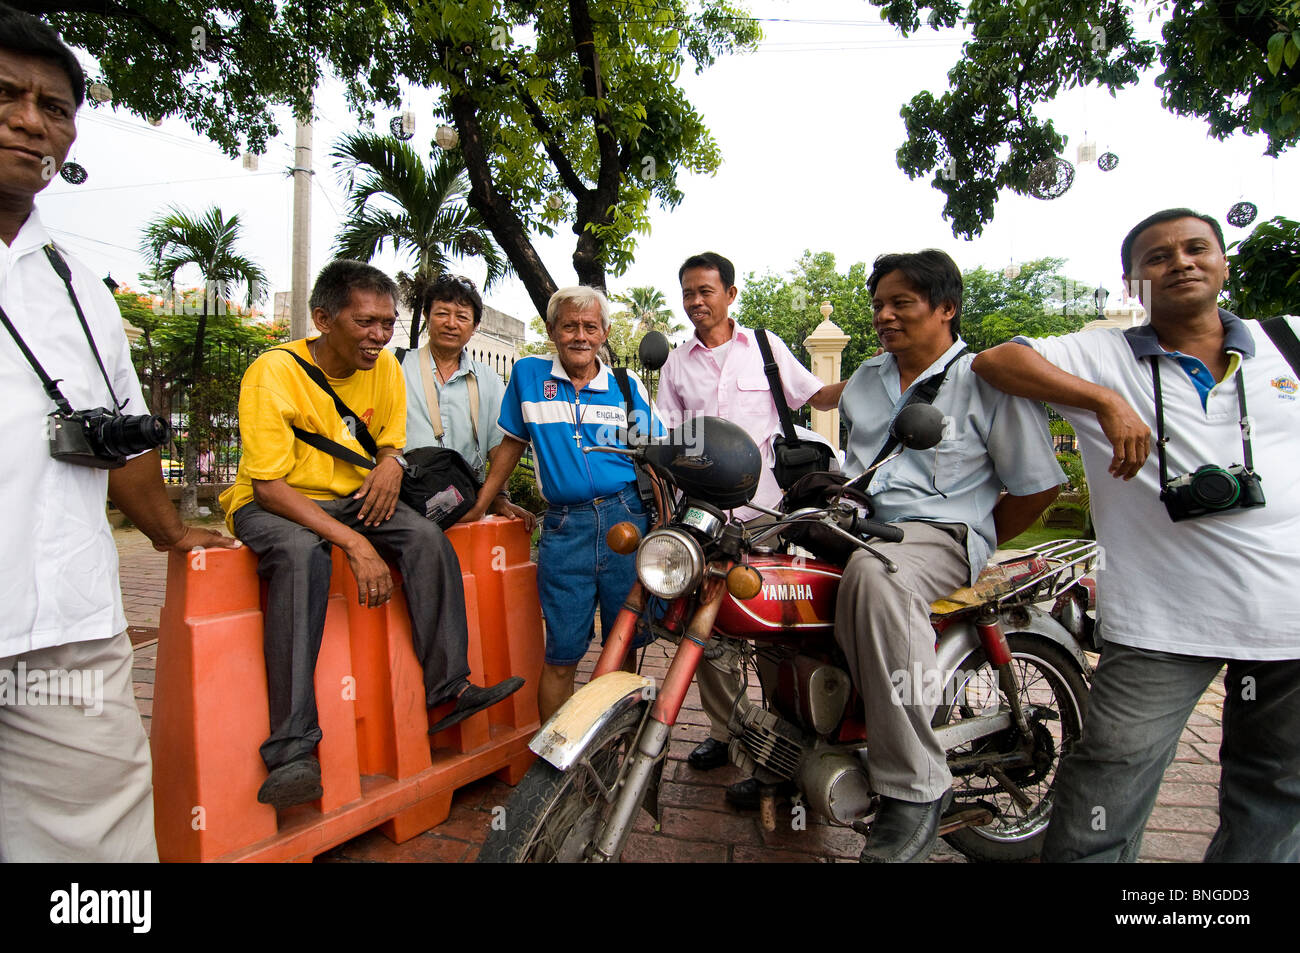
507, 463, 546, 514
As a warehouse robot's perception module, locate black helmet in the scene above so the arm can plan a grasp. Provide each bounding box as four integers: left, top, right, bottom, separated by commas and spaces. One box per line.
644, 416, 761, 509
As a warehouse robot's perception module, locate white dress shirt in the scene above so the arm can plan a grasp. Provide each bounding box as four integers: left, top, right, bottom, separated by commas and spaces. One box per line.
0, 209, 147, 655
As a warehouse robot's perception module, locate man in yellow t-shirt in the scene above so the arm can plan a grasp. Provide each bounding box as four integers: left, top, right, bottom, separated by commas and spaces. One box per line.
219, 260, 522, 811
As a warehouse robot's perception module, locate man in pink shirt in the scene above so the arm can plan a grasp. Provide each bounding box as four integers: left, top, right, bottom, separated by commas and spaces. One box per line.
657, 252, 844, 796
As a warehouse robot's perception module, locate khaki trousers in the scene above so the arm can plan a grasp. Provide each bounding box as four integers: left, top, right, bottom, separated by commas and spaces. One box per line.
0, 632, 157, 862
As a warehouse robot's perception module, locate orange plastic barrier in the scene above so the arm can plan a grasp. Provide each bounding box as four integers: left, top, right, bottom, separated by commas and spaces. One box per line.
150, 518, 543, 862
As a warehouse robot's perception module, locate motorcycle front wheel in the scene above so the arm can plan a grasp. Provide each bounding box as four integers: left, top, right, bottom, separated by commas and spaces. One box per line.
478, 703, 648, 863
933, 635, 1088, 862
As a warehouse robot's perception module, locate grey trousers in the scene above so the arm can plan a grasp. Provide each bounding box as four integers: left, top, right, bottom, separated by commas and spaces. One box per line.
0, 632, 157, 862
233, 498, 471, 771
1042, 642, 1300, 862
833, 521, 970, 803
699, 639, 752, 742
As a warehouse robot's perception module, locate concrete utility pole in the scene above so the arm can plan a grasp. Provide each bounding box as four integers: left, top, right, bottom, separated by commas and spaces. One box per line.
289, 105, 314, 340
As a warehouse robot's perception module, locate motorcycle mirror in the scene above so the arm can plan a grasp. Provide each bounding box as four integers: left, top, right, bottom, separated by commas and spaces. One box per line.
891, 404, 946, 451
638, 331, 670, 371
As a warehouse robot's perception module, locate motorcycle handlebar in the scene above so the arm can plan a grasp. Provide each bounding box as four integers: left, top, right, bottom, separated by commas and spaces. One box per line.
849, 514, 904, 543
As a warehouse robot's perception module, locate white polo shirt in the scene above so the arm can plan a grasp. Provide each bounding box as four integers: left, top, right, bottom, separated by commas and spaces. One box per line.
0, 210, 147, 656
1020, 312, 1300, 659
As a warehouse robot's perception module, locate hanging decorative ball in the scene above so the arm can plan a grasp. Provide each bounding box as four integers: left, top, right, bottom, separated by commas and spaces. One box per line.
1003, 262, 1021, 280
59, 161, 88, 184
87, 82, 112, 103
241, 152, 258, 171
389, 116, 414, 141
433, 124, 459, 150
462, 234, 482, 256
1226, 201, 1258, 228
1027, 158, 1075, 200
1097, 152, 1119, 172
546, 194, 564, 211
1076, 141, 1097, 164
147, 115, 164, 127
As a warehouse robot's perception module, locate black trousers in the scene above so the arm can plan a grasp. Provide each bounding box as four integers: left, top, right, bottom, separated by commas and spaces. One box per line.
233, 498, 471, 770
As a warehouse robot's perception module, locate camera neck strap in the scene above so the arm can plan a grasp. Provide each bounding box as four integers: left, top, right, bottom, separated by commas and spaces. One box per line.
1150, 356, 1252, 492
0, 244, 126, 413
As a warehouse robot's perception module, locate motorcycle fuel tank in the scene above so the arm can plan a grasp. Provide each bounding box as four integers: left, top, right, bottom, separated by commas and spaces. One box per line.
714, 554, 840, 640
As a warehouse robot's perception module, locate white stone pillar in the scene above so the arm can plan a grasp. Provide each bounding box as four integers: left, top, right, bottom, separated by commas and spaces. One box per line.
803, 301, 849, 451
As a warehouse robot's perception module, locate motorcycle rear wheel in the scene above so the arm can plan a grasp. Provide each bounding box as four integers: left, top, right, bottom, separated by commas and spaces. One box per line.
478, 703, 648, 863
933, 635, 1088, 862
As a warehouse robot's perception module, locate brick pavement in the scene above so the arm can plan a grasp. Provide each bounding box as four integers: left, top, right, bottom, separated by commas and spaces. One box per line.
117, 526, 1226, 863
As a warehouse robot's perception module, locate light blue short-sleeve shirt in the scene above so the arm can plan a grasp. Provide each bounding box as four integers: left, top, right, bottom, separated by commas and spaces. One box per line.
400, 347, 506, 480
840, 338, 1066, 583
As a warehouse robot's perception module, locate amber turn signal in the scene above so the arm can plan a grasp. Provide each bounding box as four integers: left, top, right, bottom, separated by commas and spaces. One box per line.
726, 565, 763, 600
606, 521, 642, 555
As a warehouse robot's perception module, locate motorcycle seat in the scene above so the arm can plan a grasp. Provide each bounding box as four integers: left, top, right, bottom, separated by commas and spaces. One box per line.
929, 551, 1049, 616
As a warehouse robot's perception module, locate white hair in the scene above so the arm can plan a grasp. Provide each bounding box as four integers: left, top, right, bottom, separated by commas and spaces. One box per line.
545, 286, 612, 331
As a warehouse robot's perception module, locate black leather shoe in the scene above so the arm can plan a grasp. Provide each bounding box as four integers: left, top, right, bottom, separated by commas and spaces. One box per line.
686, 738, 729, 771
859, 789, 954, 863
428, 677, 525, 735
257, 756, 323, 811
724, 777, 797, 811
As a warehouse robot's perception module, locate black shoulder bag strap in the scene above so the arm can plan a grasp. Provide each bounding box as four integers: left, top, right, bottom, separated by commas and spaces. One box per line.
1261, 317, 1300, 377
276, 348, 380, 470
612, 366, 638, 443
754, 328, 801, 445
866, 346, 968, 471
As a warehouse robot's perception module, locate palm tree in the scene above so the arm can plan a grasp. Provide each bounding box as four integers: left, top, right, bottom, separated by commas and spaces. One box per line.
614, 286, 683, 338
331, 132, 509, 347
140, 205, 267, 517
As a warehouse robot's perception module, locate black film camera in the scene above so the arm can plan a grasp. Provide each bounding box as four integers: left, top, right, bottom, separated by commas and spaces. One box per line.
1161, 464, 1265, 522
49, 407, 172, 470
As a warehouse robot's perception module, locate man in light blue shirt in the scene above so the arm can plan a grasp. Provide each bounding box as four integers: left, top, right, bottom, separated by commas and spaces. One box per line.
400, 274, 533, 528
836, 250, 1064, 863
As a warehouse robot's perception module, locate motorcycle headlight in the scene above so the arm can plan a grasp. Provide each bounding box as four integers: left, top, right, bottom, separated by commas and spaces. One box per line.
636, 528, 704, 600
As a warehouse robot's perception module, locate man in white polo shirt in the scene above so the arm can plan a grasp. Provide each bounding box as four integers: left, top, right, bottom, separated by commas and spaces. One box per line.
973, 208, 1300, 862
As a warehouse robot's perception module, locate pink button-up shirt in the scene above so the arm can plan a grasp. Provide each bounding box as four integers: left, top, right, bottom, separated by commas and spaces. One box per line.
656, 322, 823, 515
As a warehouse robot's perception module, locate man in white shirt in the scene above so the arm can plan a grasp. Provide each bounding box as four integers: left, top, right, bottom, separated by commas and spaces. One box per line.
656, 253, 844, 783
973, 208, 1300, 861
0, 9, 236, 861
400, 273, 534, 529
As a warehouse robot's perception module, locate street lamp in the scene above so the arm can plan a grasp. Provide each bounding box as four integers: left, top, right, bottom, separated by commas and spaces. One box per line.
102, 273, 119, 293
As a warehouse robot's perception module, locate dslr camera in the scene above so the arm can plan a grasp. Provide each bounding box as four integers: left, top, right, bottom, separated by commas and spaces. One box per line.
1161, 463, 1265, 522
49, 406, 172, 470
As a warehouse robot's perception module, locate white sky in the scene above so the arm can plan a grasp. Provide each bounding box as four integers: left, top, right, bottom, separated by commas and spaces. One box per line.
35, 1, 1300, 342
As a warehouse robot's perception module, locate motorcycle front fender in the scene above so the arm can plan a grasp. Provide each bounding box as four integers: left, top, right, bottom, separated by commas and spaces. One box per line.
936, 606, 1093, 677
529, 670, 655, 771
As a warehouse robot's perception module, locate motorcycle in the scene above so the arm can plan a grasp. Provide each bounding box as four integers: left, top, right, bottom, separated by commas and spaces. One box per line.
480, 343, 1099, 864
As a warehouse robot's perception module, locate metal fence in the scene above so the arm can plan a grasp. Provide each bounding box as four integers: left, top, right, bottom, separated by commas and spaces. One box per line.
136, 340, 266, 485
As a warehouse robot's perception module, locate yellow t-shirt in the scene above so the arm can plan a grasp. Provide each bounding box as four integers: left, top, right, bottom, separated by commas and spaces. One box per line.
219, 339, 406, 530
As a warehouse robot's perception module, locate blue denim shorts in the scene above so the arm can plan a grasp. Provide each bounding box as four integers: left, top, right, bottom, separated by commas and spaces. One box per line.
537, 484, 651, 666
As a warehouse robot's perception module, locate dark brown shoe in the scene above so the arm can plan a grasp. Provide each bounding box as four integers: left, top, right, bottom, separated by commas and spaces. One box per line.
428, 677, 525, 735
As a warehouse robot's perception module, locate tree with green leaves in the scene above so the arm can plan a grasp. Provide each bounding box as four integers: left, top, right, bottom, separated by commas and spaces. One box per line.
873, 0, 1300, 237
1226, 215, 1300, 319
959, 257, 1095, 351
395, 1, 762, 315
330, 132, 508, 348
139, 205, 266, 516
613, 286, 683, 339
736, 251, 878, 376
36, 3, 760, 317
737, 251, 1095, 378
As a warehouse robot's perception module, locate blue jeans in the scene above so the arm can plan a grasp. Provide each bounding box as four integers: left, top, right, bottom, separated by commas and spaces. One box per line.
537, 484, 650, 666
1041, 641, 1300, 862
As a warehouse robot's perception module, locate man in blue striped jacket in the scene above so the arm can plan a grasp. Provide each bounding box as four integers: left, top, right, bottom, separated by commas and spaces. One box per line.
466, 286, 662, 719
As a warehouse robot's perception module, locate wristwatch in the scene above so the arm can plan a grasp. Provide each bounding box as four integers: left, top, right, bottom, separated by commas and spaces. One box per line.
390, 453, 409, 471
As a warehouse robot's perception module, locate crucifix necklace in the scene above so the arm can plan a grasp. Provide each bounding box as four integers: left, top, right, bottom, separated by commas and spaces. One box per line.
573, 391, 589, 447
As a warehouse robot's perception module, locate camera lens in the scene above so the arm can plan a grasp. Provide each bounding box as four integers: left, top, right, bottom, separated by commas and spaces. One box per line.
1189, 466, 1240, 509
94, 413, 172, 458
